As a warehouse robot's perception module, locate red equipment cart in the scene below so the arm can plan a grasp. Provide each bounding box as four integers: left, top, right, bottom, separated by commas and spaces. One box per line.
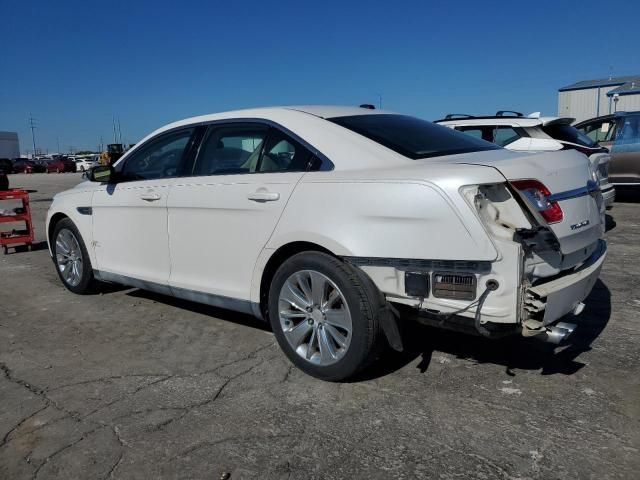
0, 189, 34, 254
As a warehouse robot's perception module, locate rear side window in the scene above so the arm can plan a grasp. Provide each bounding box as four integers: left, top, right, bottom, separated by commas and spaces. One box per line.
578, 120, 616, 143
542, 124, 597, 147
329, 114, 499, 159
492, 126, 522, 147
258, 130, 316, 173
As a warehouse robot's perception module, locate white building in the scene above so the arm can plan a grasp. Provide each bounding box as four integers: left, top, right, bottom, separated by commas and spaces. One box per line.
0, 131, 20, 159
558, 75, 640, 123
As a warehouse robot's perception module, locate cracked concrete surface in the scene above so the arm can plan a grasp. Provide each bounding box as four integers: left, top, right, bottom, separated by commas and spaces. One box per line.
1, 174, 639, 479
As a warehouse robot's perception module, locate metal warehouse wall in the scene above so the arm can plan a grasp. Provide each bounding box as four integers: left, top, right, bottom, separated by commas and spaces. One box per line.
558, 87, 640, 122
558, 89, 600, 122
0, 131, 20, 159
616, 95, 640, 113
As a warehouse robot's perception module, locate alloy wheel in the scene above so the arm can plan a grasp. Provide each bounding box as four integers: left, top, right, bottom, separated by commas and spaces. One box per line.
55, 228, 83, 287
278, 270, 352, 366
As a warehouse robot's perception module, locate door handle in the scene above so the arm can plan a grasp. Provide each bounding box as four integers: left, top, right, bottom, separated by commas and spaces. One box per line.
247, 191, 280, 202
140, 192, 161, 202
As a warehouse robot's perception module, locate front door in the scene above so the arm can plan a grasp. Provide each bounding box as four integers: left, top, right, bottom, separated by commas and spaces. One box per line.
92, 127, 195, 284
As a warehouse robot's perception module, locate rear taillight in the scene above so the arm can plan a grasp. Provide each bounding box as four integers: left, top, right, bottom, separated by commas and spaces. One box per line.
511, 179, 563, 224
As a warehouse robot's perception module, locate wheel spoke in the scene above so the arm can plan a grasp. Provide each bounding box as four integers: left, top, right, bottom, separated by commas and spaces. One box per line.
56, 238, 70, 254
324, 309, 350, 330
284, 320, 312, 347
309, 271, 326, 306
294, 273, 313, 305
281, 281, 310, 311
305, 327, 317, 360
280, 311, 307, 320
318, 327, 336, 362
62, 262, 73, 282
323, 288, 341, 309
324, 323, 348, 348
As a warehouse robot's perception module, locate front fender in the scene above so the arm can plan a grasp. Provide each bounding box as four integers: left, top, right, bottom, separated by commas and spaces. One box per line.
46, 190, 96, 266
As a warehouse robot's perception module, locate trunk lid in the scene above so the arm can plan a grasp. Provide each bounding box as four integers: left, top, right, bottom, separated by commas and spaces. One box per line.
448, 149, 605, 255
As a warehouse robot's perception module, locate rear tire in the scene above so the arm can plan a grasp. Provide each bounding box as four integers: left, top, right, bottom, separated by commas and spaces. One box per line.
268, 251, 383, 381
52, 218, 97, 294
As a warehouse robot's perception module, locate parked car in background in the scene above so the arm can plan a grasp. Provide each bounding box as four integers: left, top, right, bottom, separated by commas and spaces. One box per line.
435, 111, 615, 208
46, 157, 77, 173
75, 155, 99, 172
575, 111, 640, 187
0, 158, 13, 174
0, 159, 9, 190
47, 106, 606, 380
13, 159, 46, 174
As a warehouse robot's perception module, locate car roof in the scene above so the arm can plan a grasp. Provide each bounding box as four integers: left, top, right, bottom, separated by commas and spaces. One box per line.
435, 116, 574, 127
575, 110, 640, 125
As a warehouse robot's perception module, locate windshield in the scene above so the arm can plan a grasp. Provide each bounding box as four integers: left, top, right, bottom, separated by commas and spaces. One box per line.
542, 124, 597, 148
329, 114, 500, 159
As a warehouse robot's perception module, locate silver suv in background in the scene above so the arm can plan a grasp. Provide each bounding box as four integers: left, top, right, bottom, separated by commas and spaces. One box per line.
435, 111, 615, 208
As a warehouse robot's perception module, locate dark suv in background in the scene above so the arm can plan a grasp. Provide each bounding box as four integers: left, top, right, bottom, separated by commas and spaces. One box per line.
576, 111, 640, 186
0, 158, 10, 190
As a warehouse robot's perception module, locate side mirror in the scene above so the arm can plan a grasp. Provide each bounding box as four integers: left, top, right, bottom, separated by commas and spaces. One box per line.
88, 165, 115, 183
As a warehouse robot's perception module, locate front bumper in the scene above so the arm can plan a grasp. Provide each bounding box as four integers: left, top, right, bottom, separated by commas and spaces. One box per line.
524, 239, 606, 326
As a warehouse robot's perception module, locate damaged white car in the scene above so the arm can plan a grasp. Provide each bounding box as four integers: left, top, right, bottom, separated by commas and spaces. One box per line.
46, 106, 606, 380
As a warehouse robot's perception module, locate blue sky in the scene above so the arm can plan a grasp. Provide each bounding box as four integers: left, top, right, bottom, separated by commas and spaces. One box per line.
2, 0, 639, 153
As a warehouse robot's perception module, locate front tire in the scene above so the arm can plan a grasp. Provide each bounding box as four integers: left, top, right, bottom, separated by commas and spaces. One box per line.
268, 252, 383, 381
52, 218, 97, 294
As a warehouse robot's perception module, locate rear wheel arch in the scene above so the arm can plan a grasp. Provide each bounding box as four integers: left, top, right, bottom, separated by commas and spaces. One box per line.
259, 241, 335, 320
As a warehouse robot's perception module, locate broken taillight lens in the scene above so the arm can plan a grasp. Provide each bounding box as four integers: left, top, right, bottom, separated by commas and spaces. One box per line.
511, 179, 563, 224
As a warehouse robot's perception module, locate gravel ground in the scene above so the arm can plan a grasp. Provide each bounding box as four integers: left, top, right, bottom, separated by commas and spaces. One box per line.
1, 173, 639, 480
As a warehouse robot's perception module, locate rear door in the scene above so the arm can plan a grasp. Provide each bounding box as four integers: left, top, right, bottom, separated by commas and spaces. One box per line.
167, 123, 318, 302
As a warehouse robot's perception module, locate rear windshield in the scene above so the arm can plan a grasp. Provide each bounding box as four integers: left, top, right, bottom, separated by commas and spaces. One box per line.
329, 114, 500, 159
542, 124, 597, 148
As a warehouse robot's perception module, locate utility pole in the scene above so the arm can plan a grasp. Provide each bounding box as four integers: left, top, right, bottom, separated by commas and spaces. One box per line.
29, 114, 37, 159
112, 116, 118, 143
378, 94, 383, 110
117, 117, 123, 145
57, 137, 61, 154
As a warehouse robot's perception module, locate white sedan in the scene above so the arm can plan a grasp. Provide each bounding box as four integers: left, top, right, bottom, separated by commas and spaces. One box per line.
46, 106, 606, 380
75, 156, 99, 172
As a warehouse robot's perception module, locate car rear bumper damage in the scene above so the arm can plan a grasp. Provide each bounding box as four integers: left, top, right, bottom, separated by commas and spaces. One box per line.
523, 238, 606, 329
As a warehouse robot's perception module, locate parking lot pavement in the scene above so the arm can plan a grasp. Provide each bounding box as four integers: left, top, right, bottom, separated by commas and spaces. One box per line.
0, 173, 639, 479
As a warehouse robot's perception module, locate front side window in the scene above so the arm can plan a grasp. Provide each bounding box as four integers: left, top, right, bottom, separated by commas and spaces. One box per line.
121, 129, 194, 180
329, 114, 499, 160
193, 125, 268, 176
612, 115, 640, 153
